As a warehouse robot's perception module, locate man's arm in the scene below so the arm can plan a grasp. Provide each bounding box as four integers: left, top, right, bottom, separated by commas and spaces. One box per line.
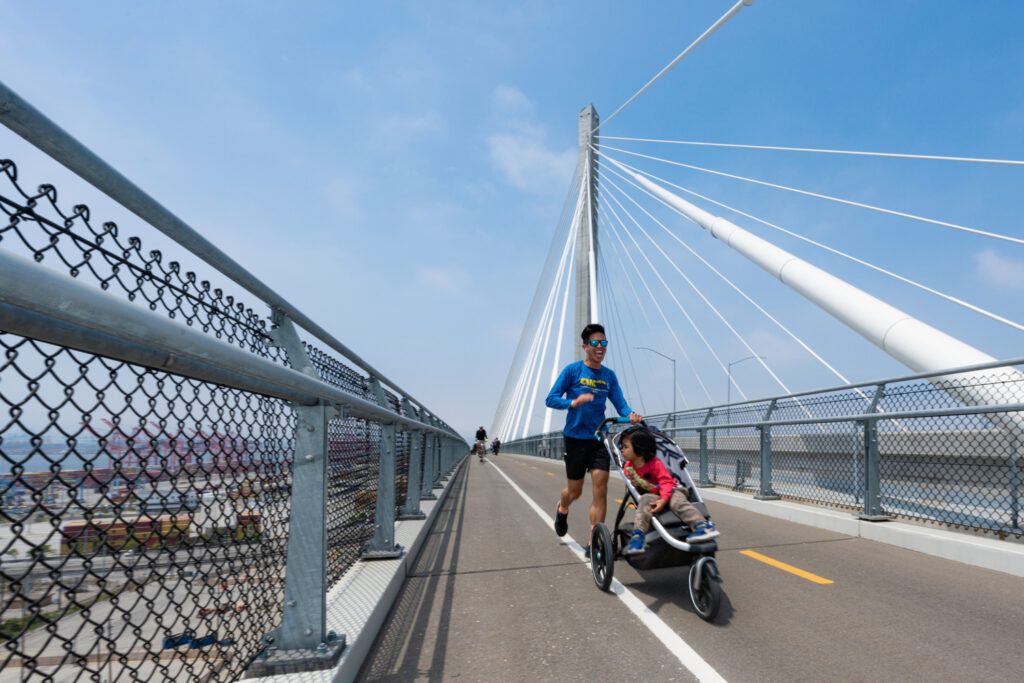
608, 370, 641, 422
545, 365, 574, 410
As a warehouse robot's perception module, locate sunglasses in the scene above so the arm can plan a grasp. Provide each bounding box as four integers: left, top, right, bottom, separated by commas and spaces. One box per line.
586, 339, 609, 347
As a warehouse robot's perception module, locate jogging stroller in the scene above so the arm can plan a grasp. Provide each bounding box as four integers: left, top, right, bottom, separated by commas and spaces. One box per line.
589, 417, 722, 621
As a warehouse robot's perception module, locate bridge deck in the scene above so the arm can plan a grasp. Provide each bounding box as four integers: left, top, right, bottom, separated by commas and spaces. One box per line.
359, 453, 1024, 682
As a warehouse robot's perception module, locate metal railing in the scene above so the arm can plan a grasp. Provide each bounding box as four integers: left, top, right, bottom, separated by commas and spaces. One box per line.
1, 81, 466, 681
505, 357, 1024, 540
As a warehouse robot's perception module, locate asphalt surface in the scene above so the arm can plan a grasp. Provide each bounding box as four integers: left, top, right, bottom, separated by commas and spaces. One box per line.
358, 453, 1024, 682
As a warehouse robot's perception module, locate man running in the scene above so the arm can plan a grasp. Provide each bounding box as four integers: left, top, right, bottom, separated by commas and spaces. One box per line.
545, 323, 641, 557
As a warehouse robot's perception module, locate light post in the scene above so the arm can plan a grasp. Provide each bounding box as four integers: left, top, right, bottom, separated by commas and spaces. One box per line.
726, 355, 765, 434
635, 347, 676, 426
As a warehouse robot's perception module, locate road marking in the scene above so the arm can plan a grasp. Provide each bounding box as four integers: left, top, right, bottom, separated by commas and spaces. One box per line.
740, 550, 833, 584
490, 460, 726, 683
545, 472, 555, 476
531, 466, 538, 470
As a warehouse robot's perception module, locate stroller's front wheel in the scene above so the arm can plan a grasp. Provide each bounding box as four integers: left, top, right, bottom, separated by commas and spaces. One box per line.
688, 557, 721, 621
590, 523, 615, 592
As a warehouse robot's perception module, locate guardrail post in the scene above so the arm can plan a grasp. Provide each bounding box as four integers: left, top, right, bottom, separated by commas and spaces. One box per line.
699, 408, 714, 487
697, 429, 711, 487
431, 419, 444, 489
755, 399, 780, 500
859, 384, 889, 521
421, 418, 438, 500
363, 378, 403, 559
1010, 437, 1021, 532
399, 399, 426, 520
251, 313, 344, 675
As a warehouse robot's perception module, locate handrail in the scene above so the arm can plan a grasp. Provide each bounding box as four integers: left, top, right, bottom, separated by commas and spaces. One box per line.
0, 249, 458, 438
649, 355, 1024, 414
0, 79, 447, 428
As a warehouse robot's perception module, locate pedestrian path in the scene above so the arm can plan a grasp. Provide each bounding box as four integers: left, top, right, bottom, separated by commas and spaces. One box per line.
357, 453, 1024, 682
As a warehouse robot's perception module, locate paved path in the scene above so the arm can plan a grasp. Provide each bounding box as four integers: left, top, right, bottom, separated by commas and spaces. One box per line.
358, 453, 1024, 682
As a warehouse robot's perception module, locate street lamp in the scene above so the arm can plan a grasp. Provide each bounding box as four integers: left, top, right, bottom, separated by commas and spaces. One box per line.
727, 355, 766, 434
635, 347, 676, 423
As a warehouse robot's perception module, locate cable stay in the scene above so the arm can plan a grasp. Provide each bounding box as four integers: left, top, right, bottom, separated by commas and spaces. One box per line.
599, 144, 1024, 247
600, 194, 723, 404
601, 159, 853, 384
606, 155, 1024, 336
511, 214, 578, 439
595, 135, 1024, 167
492, 172, 581, 434
540, 228, 577, 435
601, 175, 789, 396
597, 0, 756, 131
596, 248, 652, 414
500, 194, 580, 439
502, 181, 583, 438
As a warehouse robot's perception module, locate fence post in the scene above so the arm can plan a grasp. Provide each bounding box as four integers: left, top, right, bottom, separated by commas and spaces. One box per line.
698, 429, 711, 487
699, 408, 714, 487
431, 418, 444, 490
363, 378, 403, 559
251, 313, 344, 674
860, 384, 889, 521
755, 399, 779, 500
420, 417, 437, 500
399, 399, 426, 520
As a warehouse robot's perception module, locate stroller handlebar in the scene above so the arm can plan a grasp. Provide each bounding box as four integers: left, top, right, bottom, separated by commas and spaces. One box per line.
595, 416, 648, 439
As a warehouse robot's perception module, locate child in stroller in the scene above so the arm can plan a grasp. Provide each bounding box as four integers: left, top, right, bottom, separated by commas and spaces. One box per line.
619, 426, 718, 554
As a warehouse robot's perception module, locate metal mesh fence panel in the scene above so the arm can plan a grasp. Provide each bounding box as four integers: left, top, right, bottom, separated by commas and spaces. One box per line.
506, 363, 1024, 539
876, 411, 1024, 539
0, 159, 285, 366
769, 421, 863, 511
0, 332, 292, 681
325, 418, 379, 589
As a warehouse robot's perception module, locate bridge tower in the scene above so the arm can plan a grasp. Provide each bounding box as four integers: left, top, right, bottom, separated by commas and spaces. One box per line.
574, 104, 600, 362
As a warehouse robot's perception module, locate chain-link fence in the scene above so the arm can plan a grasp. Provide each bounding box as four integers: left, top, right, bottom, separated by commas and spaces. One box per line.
1, 124, 463, 679
504, 360, 1024, 541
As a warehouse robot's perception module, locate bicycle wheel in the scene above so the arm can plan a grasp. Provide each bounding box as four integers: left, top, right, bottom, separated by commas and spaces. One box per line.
590, 523, 615, 592
688, 557, 721, 621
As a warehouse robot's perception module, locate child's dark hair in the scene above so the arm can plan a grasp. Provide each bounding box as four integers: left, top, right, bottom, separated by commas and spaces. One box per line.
621, 426, 657, 462
580, 323, 605, 343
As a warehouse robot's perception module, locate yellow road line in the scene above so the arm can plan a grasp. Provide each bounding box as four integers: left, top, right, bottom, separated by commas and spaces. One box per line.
740, 550, 834, 584
545, 472, 555, 476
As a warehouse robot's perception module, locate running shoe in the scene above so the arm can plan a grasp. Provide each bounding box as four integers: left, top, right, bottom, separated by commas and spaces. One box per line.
583, 544, 591, 560
554, 503, 568, 537
686, 520, 719, 543
624, 529, 645, 554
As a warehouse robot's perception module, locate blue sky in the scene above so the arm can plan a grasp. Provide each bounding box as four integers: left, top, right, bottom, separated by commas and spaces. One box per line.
2, 1, 1023, 440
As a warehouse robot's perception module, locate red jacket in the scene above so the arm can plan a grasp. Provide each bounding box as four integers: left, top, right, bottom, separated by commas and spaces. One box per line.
623, 457, 676, 501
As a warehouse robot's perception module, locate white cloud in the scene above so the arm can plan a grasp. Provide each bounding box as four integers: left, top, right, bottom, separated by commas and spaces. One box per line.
488, 130, 575, 194
415, 266, 468, 295
974, 249, 1024, 290
486, 85, 575, 194
490, 85, 532, 115
323, 175, 363, 225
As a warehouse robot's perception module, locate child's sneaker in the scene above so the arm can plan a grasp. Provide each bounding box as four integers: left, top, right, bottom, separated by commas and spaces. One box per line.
554, 503, 568, 537
686, 521, 719, 543
624, 529, 645, 554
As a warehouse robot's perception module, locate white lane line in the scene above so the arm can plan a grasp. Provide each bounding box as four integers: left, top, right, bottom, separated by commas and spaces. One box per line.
491, 458, 727, 683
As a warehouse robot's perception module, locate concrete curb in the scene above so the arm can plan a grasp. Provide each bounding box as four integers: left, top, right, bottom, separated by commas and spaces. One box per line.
246, 456, 467, 683
502, 451, 1024, 579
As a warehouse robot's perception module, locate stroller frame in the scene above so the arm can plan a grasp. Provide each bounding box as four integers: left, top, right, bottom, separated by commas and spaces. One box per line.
589, 418, 722, 621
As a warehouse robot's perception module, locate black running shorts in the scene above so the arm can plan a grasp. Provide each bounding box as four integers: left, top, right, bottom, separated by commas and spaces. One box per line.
563, 436, 610, 480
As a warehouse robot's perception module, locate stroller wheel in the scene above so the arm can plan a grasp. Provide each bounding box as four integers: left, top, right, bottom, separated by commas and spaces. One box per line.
688, 557, 721, 622
590, 523, 614, 592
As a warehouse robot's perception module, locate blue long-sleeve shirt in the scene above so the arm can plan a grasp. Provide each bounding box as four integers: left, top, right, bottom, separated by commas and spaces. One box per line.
545, 361, 632, 440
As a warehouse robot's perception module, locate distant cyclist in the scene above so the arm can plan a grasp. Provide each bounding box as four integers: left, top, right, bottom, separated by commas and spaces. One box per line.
475, 426, 488, 459
491, 438, 501, 455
